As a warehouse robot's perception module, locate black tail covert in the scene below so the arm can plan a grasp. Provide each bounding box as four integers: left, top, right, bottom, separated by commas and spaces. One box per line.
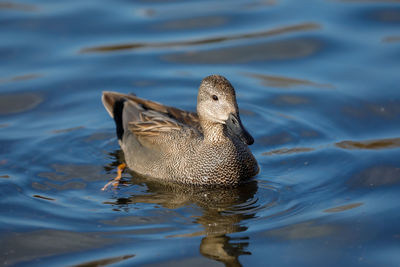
113, 99, 125, 140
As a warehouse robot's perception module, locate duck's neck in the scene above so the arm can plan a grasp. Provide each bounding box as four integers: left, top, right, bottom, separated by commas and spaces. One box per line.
200, 119, 228, 144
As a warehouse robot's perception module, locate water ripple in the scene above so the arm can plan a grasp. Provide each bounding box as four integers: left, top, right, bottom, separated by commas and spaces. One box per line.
262, 147, 315, 156
0, 92, 43, 115
2, 0, 400, 266
324, 202, 363, 213
0, 2, 38, 12
79, 22, 320, 53
336, 137, 400, 150
244, 72, 334, 89
69, 254, 135, 267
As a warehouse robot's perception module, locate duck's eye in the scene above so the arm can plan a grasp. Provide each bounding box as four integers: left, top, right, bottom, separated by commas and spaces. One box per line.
212, 95, 218, 101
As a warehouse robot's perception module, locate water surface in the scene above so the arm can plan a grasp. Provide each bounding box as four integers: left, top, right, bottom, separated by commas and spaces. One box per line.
1, 0, 400, 266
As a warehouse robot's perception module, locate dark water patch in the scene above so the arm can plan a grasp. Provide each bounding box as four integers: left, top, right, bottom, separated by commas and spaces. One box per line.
256, 126, 324, 151
382, 35, 400, 43
84, 132, 115, 142
300, 130, 320, 138
102, 227, 180, 237
100, 177, 277, 267
104, 178, 263, 212
348, 165, 400, 188
0, 229, 115, 267
0, 2, 38, 12
337, 0, 400, 2
270, 94, 311, 105
256, 203, 305, 224
244, 72, 334, 89
324, 202, 363, 213
38, 164, 107, 183
239, 108, 256, 117
332, 98, 400, 137
263, 147, 315, 156
344, 6, 400, 30
31, 182, 50, 191
369, 8, 400, 23
137, 0, 189, 4
0, 73, 42, 84
100, 215, 168, 226
51, 126, 85, 134
33, 163, 110, 192
32, 181, 87, 191
243, 0, 277, 8
342, 100, 400, 120
152, 15, 228, 30
336, 137, 400, 150
199, 235, 250, 267
157, 232, 252, 266
264, 221, 345, 240
80, 23, 320, 53
142, 257, 221, 267
258, 131, 293, 147
0, 92, 43, 115
32, 194, 55, 201
164, 37, 323, 64
69, 254, 135, 267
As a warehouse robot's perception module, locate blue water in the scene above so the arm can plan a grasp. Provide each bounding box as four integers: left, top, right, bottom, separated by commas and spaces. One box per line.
1, 0, 400, 266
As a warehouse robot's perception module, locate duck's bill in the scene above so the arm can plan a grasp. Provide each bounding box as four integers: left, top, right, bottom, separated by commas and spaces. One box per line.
226, 113, 254, 145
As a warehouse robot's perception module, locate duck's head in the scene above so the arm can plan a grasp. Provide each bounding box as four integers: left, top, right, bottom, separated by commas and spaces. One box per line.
197, 75, 254, 145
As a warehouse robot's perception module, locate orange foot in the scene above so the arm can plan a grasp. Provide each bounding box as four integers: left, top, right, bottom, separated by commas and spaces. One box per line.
101, 163, 127, 191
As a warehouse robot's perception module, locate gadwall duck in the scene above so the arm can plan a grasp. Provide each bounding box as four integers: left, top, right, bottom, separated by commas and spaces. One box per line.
102, 75, 258, 188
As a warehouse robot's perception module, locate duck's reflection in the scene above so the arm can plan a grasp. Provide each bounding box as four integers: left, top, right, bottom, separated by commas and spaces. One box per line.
104, 151, 258, 267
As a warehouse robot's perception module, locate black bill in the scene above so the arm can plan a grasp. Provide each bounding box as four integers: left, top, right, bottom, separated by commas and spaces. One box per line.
226, 113, 254, 145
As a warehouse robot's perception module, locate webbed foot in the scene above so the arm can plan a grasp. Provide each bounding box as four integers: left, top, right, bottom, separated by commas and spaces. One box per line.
101, 163, 126, 191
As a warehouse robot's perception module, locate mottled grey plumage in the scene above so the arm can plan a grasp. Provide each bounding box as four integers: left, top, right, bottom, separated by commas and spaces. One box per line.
102, 75, 259, 186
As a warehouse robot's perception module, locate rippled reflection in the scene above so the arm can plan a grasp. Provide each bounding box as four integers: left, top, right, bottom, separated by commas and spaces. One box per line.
262, 147, 314, 156
270, 94, 311, 105
32, 194, 55, 201
51, 126, 85, 134
164, 37, 322, 64
382, 35, 400, 43
0, 230, 114, 266
342, 100, 400, 120
337, 0, 400, 3
324, 202, 363, 213
336, 137, 400, 150
0, 92, 43, 115
152, 16, 228, 30
265, 221, 342, 240
70, 254, 135, 267
79, 23, 319, 53
101, 154, 278, 266
0, 73, 42, 83
105, 180, 261, 266
348, 165, 400, 188
33, 164, 108, 191
244, 72, 334, 89
0, 2, 38, 12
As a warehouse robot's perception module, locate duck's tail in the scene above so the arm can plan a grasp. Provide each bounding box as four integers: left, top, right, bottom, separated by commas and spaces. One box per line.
102, 91, 126, 140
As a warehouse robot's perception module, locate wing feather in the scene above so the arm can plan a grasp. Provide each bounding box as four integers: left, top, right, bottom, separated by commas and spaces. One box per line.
129, 110, 183, 137
102, 91, 202, 138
